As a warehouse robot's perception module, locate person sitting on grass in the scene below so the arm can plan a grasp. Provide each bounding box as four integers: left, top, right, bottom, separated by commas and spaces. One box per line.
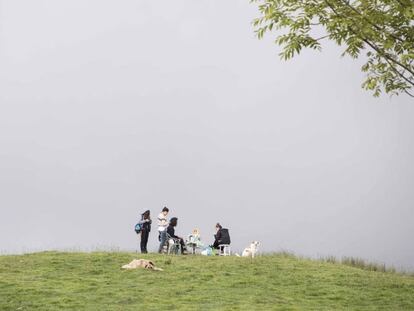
166, 217, 188, 255
212, 223, 231, 252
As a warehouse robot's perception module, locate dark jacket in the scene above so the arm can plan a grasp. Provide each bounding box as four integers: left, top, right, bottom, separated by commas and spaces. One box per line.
139, 215, 152, 232
167, 225, 178, 239
215, 228, 231, 245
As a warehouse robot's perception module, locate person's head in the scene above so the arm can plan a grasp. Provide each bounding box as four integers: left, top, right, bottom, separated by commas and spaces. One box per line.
170, 217, 178, 227
142, 210, 150, 219
162, 206, 169, 216
215, 223, 222, 231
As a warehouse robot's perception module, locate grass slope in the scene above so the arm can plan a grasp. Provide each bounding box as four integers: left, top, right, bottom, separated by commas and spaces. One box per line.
1, 252, 414, 310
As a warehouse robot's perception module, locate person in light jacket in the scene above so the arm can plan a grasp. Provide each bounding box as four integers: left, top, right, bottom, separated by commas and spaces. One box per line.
157, 207, 169, 253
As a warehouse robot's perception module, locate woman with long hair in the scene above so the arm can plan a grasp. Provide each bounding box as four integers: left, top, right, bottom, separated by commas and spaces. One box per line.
138, 210, 152, 253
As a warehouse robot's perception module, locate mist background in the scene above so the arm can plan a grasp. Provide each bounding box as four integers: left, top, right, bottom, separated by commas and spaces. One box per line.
1, 0, 413, 270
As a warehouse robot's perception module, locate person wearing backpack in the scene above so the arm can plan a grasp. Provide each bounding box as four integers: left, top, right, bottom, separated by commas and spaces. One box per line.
137, 210, 152, 253
212, 223, 231, 250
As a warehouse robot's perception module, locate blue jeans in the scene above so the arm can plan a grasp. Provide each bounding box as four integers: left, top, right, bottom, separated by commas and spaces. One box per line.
158, 230, 167, 253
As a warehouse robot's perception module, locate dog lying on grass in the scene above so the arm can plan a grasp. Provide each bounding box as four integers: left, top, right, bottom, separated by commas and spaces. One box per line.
121, 259, 163, 271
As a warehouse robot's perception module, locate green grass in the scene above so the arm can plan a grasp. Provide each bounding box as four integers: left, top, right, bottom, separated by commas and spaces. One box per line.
319, 255, 401, 274
1, 252, 414, 310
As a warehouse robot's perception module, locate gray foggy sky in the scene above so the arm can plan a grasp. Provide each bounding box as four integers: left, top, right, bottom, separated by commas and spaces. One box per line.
0, 0, 413, 269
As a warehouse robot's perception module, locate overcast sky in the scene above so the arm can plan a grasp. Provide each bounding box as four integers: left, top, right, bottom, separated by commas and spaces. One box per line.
0, 0, 413, 270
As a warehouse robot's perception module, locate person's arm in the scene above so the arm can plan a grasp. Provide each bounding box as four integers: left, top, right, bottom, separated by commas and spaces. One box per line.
138, 219, 151, 224
216, 230, 222, 242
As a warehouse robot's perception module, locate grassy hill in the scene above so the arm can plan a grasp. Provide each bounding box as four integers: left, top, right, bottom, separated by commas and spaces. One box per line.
1, 252, 414, 310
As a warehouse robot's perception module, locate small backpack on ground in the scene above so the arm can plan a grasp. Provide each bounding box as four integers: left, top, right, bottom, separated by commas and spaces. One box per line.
134, 223, 142, 234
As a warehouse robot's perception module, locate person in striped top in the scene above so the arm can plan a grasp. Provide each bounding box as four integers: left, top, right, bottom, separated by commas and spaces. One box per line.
157, 207, 169, 253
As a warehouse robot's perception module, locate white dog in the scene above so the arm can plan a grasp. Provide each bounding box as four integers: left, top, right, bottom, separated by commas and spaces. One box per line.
121, 259, 163, 271
241, 241, 260, 258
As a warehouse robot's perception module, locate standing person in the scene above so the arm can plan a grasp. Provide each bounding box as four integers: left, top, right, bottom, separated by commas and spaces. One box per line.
138, 210, 152, 253
157, 207, 169, 253
166, 217, 187, 255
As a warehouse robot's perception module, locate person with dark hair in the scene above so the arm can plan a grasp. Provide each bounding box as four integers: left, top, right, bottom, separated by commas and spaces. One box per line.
166, 217, 187, 255
212, 223, 231, 249
157, 206, 169, 253
138, 210, 152, 253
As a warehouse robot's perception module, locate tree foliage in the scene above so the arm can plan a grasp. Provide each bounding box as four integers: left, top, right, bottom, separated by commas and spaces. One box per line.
252, 0, 414, 97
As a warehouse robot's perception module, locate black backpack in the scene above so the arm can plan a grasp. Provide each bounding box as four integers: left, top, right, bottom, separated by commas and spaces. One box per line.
220, 228, 231, 244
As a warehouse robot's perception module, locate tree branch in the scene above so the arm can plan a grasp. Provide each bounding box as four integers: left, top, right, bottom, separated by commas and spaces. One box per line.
362, 38, 414, 77
404, 89, 414, 97
324, 0, 414, 77
338, 0, 405, 44
315, 34, 330, 41
381, 55, 414, 87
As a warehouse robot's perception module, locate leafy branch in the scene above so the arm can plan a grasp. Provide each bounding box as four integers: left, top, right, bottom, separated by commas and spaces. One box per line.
252, 0, 414, 97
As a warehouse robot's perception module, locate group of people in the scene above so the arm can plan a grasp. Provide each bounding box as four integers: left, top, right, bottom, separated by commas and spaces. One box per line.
136, 207, 189, 254
136, 207, 231, 254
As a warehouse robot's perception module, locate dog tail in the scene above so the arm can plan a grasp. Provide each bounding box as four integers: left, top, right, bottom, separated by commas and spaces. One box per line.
235, 253, 241, 257
153, 267, 164, 271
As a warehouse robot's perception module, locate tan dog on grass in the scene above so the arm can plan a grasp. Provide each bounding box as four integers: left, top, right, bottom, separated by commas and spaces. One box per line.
122, 259, 163, 271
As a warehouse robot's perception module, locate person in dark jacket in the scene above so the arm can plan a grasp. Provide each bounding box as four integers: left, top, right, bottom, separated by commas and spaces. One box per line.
166, 217, 187, 254
138, 210, 152, 253
212, 223, 231, 249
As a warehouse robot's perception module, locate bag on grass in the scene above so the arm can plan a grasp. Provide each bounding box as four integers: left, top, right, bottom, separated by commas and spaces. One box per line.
201, 247, 213, 256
